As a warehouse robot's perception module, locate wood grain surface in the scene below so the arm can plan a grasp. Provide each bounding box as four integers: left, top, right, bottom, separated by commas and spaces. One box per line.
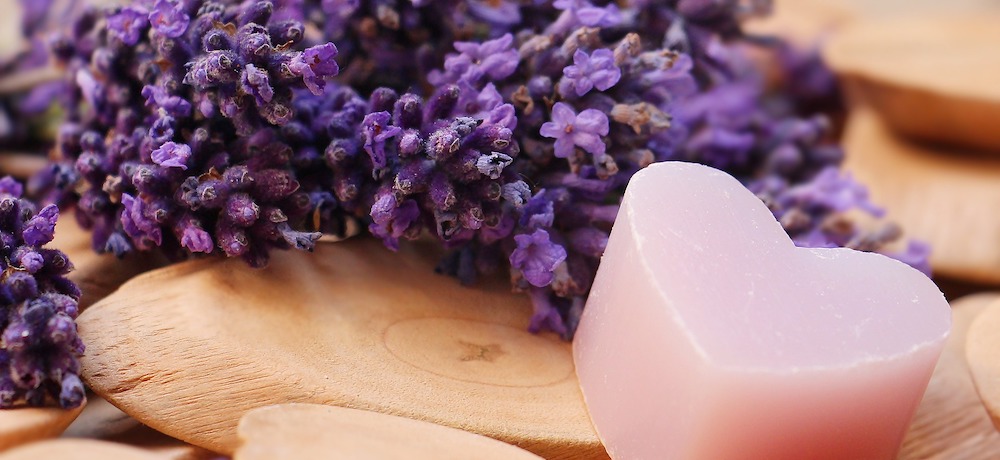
899, 293, 1000, 459
825, 15, 1000, 151
0, 439, 169, 460
236, 403, 543, 459
77, 238, 608, 459
0, 404, 83, 452
966, 295, 1000, 437
843, 109, 1000, 285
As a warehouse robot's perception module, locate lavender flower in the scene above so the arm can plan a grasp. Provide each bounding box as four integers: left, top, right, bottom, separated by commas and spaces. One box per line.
540, 103, 609, 159
37, 0, 346, 266
559, 49, 621, 97
511, 229, 567, 287
38, 0, 929, 343
0, 177, 83, 409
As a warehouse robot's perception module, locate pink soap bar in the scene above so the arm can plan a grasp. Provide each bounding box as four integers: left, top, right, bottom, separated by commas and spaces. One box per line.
573, 162, 950, 460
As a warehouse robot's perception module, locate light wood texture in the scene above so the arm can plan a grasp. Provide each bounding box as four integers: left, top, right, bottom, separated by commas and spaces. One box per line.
899, 293, 1000, 459
0, 0, 25, 65
63, 395, 220, 460
825, 15, 1000, 151
77, 238, 608, 459
842, 109, 1000, 285
52, 212, 168, 309
0, 153, 47, 181
746, 0, 1000, 45
967, 296, 1000, 435
63, 393, 140, 440
0, 439, 166, 460
235, 403, 543, 459
0, 404, 83, 451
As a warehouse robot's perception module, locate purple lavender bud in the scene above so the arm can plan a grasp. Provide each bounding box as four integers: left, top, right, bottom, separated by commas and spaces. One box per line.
269, 20, 303, 44
148, 0, 189, 38
539, 103, 609, 159
527, 288, 568, 336
202, 28, 232, 51
45, 313, 77, 345
16, 250, 45, 274
120, 194, 163, 250
501, 181, 531, 207
252, 169, 299, 201
5, 272, 38, 303
59, 374, 85, 409
369, 191, 420, 251
560, 49, 622, 97
510, 229, 567, 288
369, 88, 399, 113
397, 131, 423, 157
177, 220, 214, 253
216, 221, 250, 257
107, 7, 149, 46
567, 227, 609, 258
239, 0, 273, 26
149, 116, 175, 145
290, 43, 340, 95
0, 177, 23, 197
361, 111, 401, 171
22, 205, 58, 247
225, 193, 260, 227
241, 64, 274, 106
393, 93, 424, 129
151, 142, 191, 170
475, 152, 513, 180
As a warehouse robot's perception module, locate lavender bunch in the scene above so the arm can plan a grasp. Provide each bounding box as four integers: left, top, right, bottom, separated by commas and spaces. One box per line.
35, 0, 343, 266
0, 177, 84, 409
39, 0, 930, 341
342, 0, 929, 337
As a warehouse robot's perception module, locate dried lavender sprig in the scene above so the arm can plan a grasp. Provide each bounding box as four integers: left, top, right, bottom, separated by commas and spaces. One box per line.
0, 176, 84, 409
35, 0, 344, 266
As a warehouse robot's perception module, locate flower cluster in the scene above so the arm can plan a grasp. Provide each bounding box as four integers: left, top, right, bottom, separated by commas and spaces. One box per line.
36, 0, 929, 344
0, 177, 83, 409
35, 0, 346, 266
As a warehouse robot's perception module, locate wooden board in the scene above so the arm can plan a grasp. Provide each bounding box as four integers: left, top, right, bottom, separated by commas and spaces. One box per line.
0, 404, 83, 451
843, 109, 1000, 285
825, 15, 1000, 151
0, 439, 167, 460
236, 403, 542, 459
77, 238, 607, 459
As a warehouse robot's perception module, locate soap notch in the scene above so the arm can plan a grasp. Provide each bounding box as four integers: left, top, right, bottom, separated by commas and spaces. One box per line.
573, 162, 950, 460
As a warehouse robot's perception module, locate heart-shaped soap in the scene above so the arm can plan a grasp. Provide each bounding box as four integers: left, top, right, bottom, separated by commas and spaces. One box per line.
573, 162, 950, 460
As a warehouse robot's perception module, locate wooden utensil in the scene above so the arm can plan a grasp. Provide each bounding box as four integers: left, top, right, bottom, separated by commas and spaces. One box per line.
825, 15, 1000, 152
77, 238, 607, 459
235, 403, 543, 459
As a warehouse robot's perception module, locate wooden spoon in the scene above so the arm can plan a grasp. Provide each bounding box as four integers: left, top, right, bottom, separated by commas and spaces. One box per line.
825, 15, 1000, 152
966, 296, 1000, 434
0, 404, 84, 451
842, 109, 1000, 284
77, 238, 607, 459
900, 293, 1000, 458
235, 403, 543, 459
0, 439, 165, 460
